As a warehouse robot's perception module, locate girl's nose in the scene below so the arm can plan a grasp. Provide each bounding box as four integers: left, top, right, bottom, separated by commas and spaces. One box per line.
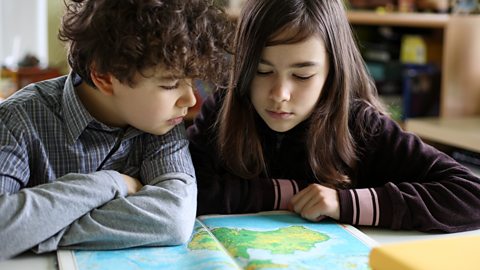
269, 79, 291, 103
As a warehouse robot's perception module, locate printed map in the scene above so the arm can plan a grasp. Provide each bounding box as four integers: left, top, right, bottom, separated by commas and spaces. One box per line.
72, 212, 372, 270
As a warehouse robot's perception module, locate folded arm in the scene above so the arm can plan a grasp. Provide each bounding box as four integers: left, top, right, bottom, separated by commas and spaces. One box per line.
0, 117, 129, 260
0, 171, 127, 260
36, 125, 197, 252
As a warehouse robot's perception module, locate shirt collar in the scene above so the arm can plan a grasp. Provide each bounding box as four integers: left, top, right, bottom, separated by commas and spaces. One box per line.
62, 72, 96, 144
62, 72, 144, 144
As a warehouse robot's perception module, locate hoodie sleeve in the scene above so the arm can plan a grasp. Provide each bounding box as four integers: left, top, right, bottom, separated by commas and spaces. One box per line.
338, 106, 480, 232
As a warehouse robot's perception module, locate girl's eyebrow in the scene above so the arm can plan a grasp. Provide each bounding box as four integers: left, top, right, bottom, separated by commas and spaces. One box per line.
259, 59, 273, 66
259, 59, 320, 68
291, 61, 319, 68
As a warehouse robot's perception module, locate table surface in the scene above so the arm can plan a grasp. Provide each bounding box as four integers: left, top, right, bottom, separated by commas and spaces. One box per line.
405, 117, 480, 153
1, 226, 480, 270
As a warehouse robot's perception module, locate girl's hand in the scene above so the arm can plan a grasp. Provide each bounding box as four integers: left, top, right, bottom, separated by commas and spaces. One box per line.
288, 184, 340, 221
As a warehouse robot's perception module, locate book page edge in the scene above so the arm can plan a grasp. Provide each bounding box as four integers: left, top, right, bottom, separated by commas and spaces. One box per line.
56, 250, 78, 270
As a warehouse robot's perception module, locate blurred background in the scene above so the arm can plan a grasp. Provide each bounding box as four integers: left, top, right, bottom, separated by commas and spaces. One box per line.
0, 0, 67, 99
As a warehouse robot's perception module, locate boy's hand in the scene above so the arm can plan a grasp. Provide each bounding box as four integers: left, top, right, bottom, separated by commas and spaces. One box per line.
121, 174, 143, 195
288, 184, 340, 221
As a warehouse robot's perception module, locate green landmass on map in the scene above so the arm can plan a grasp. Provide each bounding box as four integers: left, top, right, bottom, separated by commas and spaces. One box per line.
187, 228, 224, 252
189, 225, 329, 261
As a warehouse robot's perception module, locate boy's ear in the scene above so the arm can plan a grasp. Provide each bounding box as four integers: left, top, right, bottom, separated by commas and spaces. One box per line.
90, 69, 114, 96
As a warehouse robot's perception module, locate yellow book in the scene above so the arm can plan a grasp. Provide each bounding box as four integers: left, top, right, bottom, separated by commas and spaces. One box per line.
369, 235, 480, 270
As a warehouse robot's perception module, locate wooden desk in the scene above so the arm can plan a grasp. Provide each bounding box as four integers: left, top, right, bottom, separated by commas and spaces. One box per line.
405, 117, 480, 153
1, 67, 61, 94
2, 227, 480, 270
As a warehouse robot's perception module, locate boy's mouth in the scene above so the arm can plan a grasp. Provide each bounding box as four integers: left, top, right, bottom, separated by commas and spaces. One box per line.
167, 116, 184, 125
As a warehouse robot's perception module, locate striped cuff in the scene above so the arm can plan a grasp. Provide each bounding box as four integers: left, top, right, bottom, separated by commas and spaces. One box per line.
348, 188, 380, 226
272, 179, 299, 210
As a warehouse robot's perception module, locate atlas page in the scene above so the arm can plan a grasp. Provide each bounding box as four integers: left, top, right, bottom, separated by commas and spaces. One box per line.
198, 211, 377, 269
57, 219, 239, 270
57, 211, 377, 270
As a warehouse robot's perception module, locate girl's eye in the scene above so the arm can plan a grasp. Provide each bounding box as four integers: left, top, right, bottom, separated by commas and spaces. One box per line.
160, 82, 179, 90
256, 70, 273, 76
293, 74, 315, 80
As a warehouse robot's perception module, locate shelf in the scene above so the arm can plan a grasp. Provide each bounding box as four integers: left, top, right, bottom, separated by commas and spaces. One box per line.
405, 117, 480, 153
226, 9, 451, 28
347, 11, 450, 28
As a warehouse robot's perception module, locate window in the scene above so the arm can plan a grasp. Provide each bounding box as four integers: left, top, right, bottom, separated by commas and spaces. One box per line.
0, 0, 48, 68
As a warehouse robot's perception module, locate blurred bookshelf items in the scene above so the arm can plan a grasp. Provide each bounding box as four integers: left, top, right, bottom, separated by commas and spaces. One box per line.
452, 0, 480, 13
346, 0, 478, 13
416, 0, 450, 12
397, 0, 416, 12
1, 53, 61, 100
400, 35, 427, 64
399, 35, 439, 120
402, 64, 440, 119
356, 25, 441, 121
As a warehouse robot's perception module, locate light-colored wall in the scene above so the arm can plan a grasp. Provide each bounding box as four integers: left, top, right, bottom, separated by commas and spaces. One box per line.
0, 0, 47, 68
47, 0, 68, 74
0, 0, 68, 74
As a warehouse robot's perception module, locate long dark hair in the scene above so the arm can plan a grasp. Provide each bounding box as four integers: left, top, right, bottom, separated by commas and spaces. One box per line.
217, 0, 384, 187
59, 0, 234, 87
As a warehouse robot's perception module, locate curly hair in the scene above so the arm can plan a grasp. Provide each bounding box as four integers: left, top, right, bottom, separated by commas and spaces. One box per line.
58, 0, 234, 87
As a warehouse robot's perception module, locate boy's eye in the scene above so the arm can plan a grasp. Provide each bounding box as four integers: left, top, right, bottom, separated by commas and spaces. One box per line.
160, 82, 179, 90
293, 74, 315, 80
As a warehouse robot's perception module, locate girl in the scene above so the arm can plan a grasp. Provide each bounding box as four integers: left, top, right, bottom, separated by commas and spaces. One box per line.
187, 0, 480, 232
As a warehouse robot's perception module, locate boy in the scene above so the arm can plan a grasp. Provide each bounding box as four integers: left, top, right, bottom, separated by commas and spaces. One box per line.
0, 0, 233, 260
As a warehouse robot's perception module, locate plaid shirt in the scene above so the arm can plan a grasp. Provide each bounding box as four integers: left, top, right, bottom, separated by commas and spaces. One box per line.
0, 73, 197, 259
0, 73, 194, 193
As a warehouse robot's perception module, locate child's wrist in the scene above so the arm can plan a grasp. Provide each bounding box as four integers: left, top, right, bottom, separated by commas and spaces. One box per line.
272, 179, 299, 210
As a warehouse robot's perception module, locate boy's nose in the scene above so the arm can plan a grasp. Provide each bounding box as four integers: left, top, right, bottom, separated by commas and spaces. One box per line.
178, 86, 197, 108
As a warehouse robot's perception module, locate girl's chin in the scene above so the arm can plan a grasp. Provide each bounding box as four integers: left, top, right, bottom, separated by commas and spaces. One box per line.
264, 121, 296, 133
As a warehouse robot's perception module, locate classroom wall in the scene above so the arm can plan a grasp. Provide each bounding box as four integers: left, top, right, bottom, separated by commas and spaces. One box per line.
0, 0, 68, 74
0, 0, 47, 68
47, 0, 69, 74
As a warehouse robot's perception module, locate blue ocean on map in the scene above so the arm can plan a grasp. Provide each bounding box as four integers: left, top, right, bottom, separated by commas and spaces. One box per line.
73, 212, 373, 270
201, 213, 373, 269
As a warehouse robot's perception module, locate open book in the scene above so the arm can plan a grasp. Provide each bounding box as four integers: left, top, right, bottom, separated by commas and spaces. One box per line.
57, 211, 377, 270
